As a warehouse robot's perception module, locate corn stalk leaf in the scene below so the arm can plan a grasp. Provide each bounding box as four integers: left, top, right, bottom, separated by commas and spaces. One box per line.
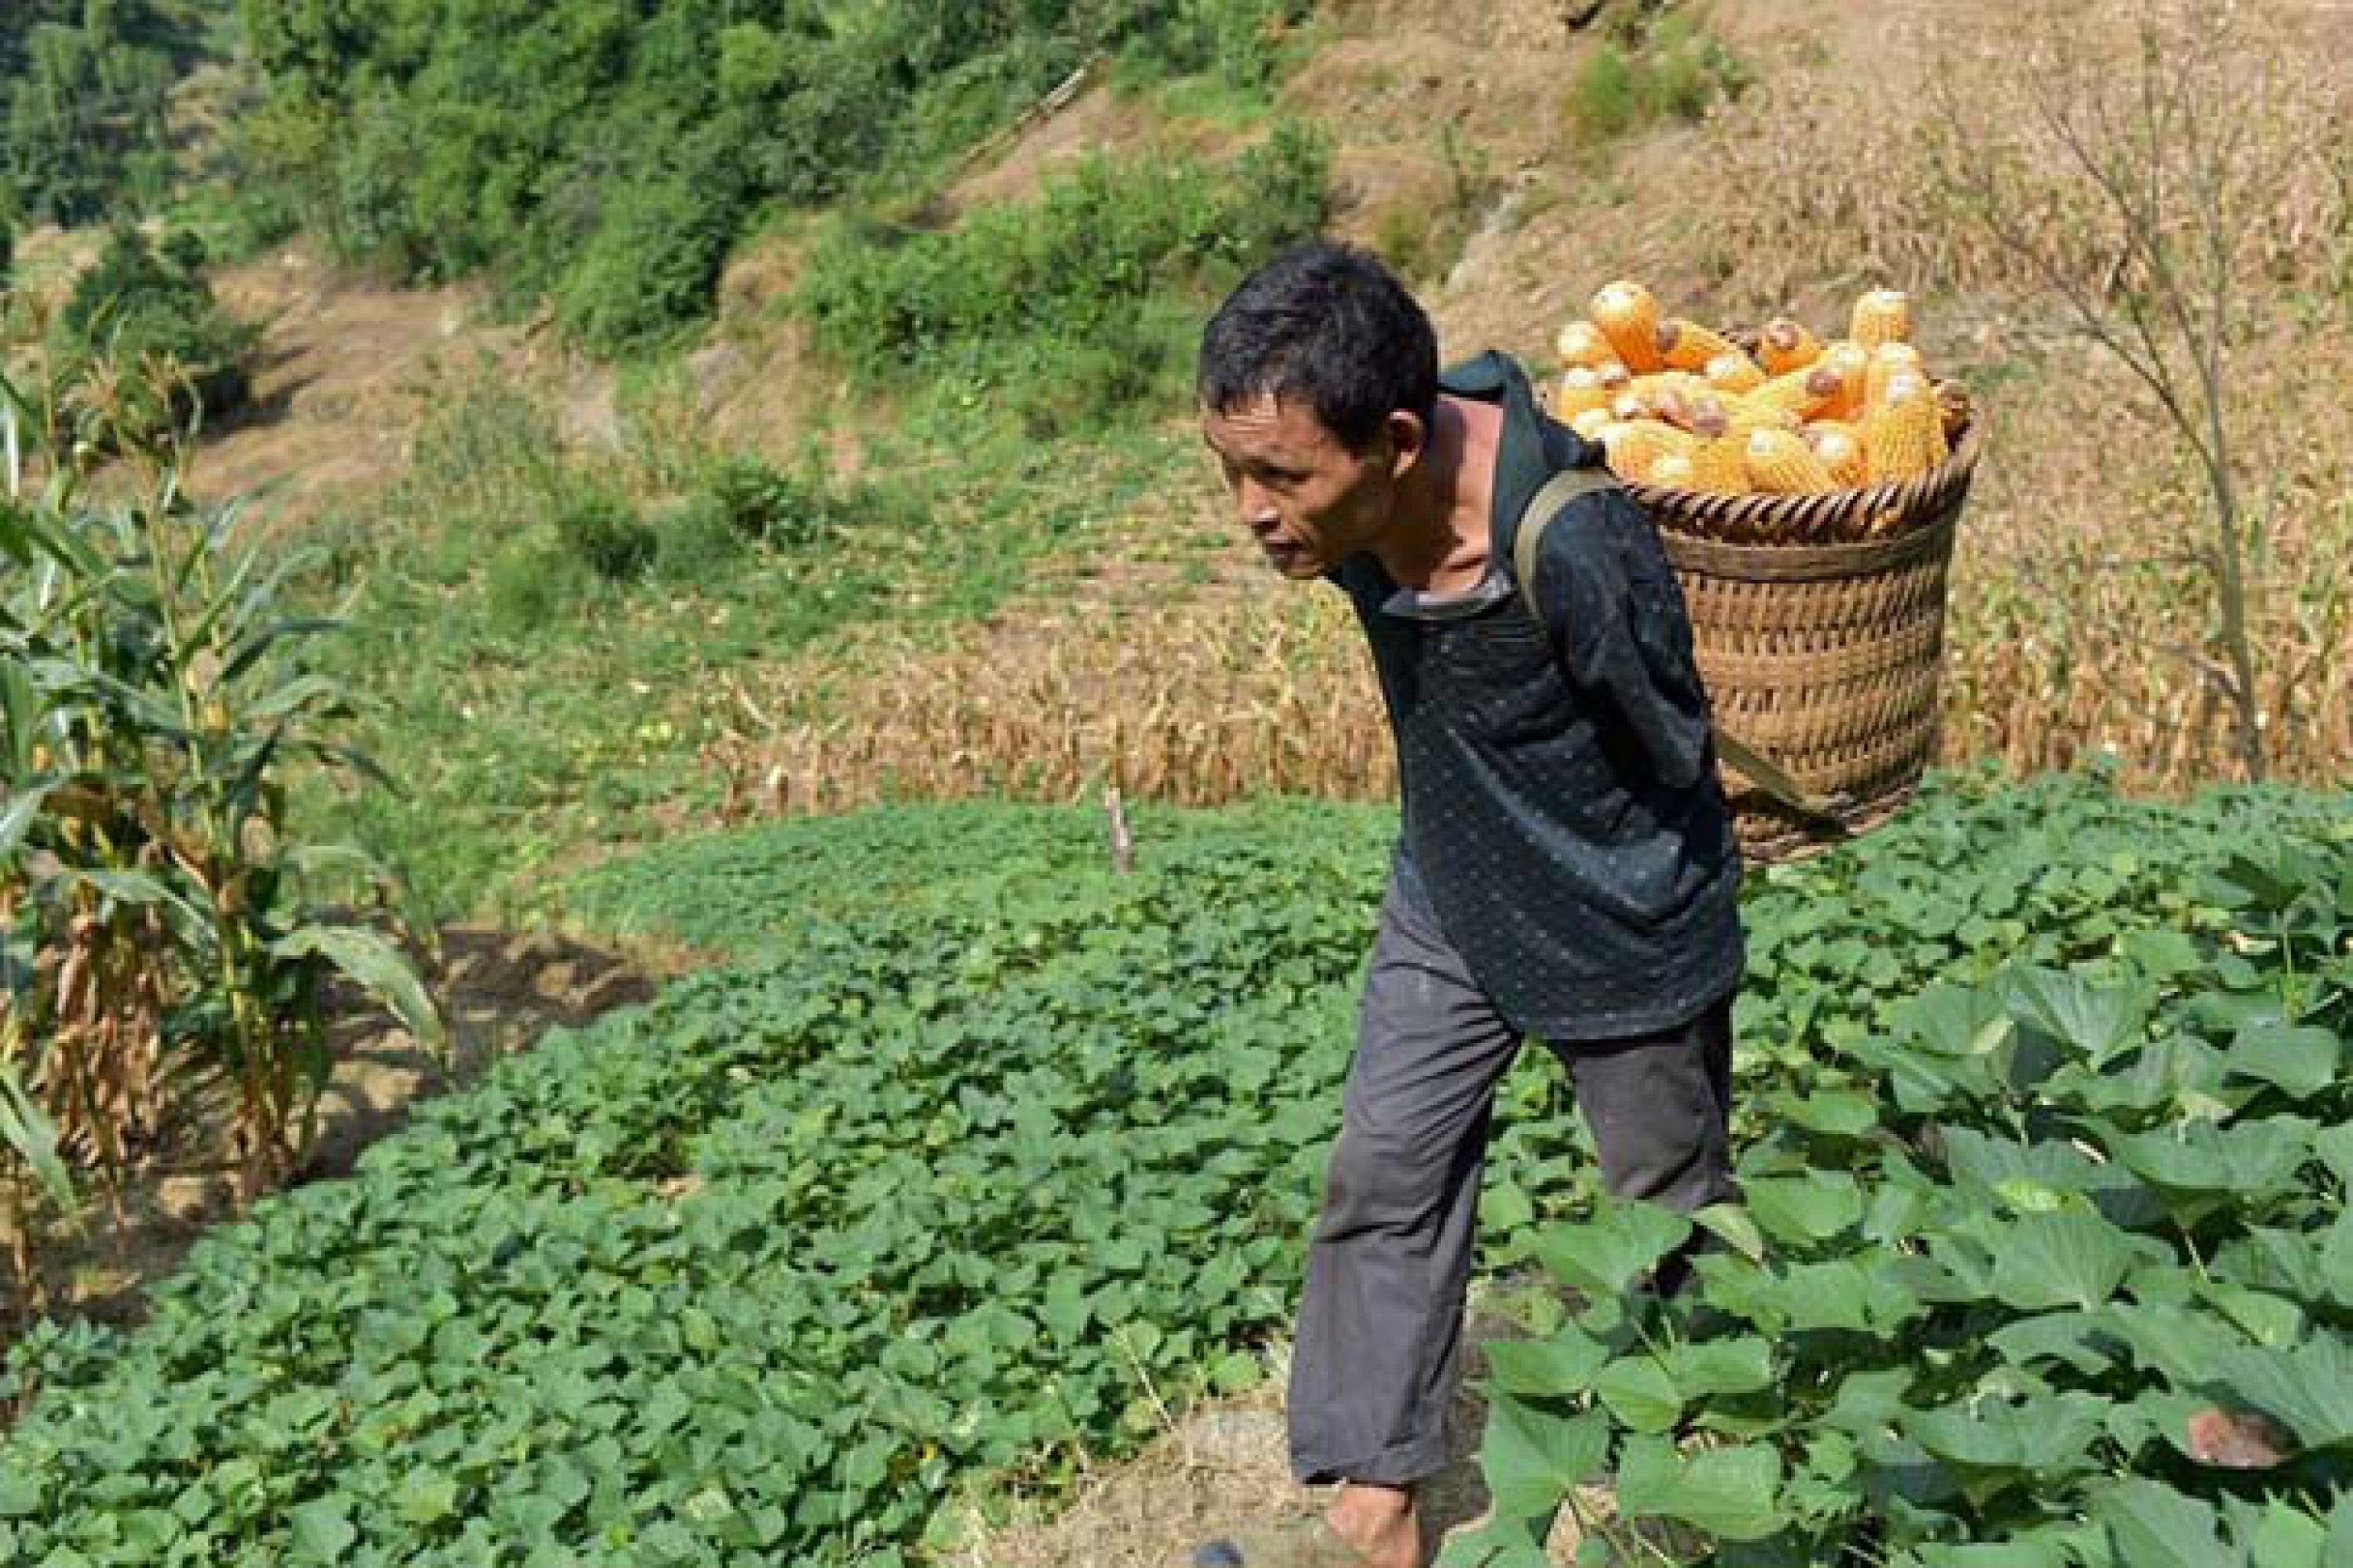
268, 924, 444, 1053
0, 1059, 77, 1221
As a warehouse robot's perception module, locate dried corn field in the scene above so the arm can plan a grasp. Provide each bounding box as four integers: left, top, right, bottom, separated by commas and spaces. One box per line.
706, 374, 2349, 823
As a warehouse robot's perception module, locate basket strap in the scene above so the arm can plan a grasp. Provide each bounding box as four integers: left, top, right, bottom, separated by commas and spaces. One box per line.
1513, 468, 1848, 828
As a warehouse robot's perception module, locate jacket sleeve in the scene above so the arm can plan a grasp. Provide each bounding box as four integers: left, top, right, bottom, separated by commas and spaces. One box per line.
1529, 488, 1714, 791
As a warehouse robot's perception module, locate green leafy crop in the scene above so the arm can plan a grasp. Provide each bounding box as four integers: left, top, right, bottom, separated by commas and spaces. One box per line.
6, 774, 2345, 1565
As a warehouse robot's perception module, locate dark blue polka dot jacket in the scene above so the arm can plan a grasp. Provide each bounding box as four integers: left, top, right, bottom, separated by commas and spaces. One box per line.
1332, 351, 1744, 1040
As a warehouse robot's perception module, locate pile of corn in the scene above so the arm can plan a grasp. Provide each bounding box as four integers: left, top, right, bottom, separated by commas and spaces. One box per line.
1547, 281, 1972, 542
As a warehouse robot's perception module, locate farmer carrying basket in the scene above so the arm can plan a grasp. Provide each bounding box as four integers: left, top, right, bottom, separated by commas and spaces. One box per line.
1188, 244, 1979, 1568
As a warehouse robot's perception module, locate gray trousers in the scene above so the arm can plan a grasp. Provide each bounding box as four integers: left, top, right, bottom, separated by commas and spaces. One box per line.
1289, 874, 1737, 1487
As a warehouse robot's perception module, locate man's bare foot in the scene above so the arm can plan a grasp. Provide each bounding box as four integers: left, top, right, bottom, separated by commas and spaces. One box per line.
1325, 1481, 1421, 1568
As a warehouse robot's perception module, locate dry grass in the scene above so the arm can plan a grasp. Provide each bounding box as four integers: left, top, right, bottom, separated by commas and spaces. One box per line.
707, 575, 1393, 821
945, 1300, 1623, 1568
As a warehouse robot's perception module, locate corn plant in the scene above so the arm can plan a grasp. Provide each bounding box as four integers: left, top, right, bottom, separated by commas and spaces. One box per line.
0, 352, 440, 1319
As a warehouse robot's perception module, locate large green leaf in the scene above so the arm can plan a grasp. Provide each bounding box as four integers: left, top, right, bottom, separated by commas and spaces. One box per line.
1742, 1173, 1864, 1246
2221, 1023, 2342, 1100
1900, 1391, 2104, 1472
1480, 1398, 1609, 1523
2093, 1479, 2240, 1568
2001, 968, 2148, 1066
1481, 1331, 1613, 1399
2108, 1118, 2312, 1199
2210, 1339, 2353, 1448
1593, 1355, 1682, 1433
1614, 1434, 1783, 1543
2223, 1498, 2328, 1568
1665, 1337, 1775, 1399
1751, 1258, 1922, 1334
1984, 1209, 2159, 1312
1530, 1197, 1690, 1298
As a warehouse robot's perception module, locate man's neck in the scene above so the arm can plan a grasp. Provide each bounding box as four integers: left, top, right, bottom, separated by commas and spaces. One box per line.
1374, 394, 1500, 594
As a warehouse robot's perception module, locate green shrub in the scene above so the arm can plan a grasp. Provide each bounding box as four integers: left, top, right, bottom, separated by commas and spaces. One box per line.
1565, 43, 1643, 145
696, 454, 857, 548
49, 224, 257, 436
649, 492, 743, 585
554, 159, 744, 355
482, 534, 584, 634
1563, 8, 1748, 148
796, 120, 1329, 422
551, 486, 655, 581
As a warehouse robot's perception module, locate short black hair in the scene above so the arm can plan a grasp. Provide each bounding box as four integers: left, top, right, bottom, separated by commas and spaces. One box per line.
1197, 239, 1437, 451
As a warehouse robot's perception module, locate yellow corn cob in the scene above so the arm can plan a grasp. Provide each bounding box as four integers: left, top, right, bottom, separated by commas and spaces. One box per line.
1647, 453, 1698, 488
1569, 406, 1613, 440
1758, 316, 1823, 376
1676, 392, 1794, 442
1628, 369, 1709, 399
1654, 318, 1744, 373
1609, 391, 1652, 423
1813, 342, 1871, 421
1555, 319, 1617, 370
1805, 424, 1867, 487
1598, 420, 1698, 483
1863, 371, 1949, 481
1703, 350, 1765, 394
1552, 366, 1616, 419
1849, 289, 1912, 351
1737, 364, 1840, 424
1589, 280, 1663, 373
1744, 427, 1836, 493
1864, 342, 1926, 412
1685, 434, 1750, 493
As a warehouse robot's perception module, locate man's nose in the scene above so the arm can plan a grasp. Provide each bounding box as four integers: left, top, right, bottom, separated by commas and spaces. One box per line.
1235, 476, 1278, 531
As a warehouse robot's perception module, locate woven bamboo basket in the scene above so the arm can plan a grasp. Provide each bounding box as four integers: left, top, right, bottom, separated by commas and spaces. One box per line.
1627, 420, 1985, 864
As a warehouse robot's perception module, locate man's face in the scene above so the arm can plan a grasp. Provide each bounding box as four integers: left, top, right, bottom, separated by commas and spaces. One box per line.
1200, 393, 1403, 579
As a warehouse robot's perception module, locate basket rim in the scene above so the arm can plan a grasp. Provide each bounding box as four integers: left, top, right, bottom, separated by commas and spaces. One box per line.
1626, 416, 1986, 536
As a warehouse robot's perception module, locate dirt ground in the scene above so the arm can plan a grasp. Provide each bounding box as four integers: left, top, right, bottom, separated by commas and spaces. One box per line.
10, 925, 657, 1348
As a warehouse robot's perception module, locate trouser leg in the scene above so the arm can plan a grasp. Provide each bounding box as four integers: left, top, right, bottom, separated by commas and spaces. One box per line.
1548, 997, 1738, 1293
1288, 874, 1524, 1487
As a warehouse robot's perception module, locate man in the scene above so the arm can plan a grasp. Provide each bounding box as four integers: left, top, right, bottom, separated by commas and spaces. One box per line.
1191, 241, 1744, 1568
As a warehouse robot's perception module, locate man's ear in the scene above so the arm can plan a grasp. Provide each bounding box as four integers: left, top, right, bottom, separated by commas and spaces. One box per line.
1382, 408, 1429, 481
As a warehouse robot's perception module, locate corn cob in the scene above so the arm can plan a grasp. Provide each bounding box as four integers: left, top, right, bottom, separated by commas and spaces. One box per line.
1555, 319, 1617, 370
1646, 453, 1697, 488
1703, 350, 1765, 394
1758, 316, 1823, 376
1552, 366, 1616, 419
1849, 289, 1912, 351
1804, 424, 1867, 487
1687, 434, 1751, 493
1864, 342, 1926, 412
1589, 280, 1663, 373
1739, 363, 1842, 423
1569, 406, 1613, 440
1598, 419, 1698, 483
1655, 317, 1744, 373
1628, 369, 1709, 399
1863, 371, 1948, 481
1743, 427, 1836, 493
1814, 342, 1871, 421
